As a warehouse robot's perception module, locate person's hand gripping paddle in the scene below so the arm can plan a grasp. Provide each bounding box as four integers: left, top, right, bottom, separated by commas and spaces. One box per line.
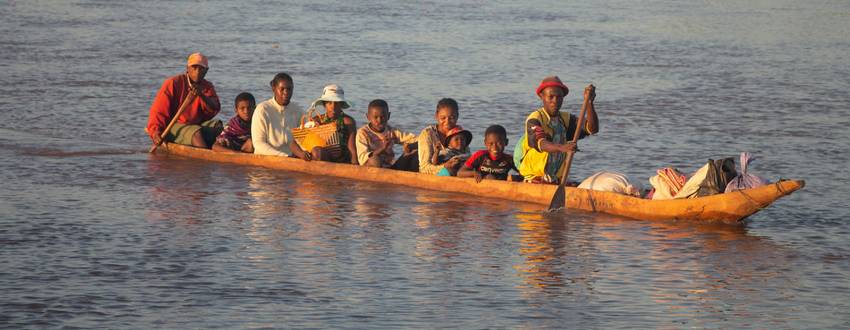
148, 88, 197, 153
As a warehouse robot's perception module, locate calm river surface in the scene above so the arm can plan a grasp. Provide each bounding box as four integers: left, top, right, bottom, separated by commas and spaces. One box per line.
2, 0, 849, 328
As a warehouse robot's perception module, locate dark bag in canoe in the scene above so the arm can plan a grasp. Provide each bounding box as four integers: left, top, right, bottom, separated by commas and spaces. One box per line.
695, 157, 737, 197
677, 157, 738, 198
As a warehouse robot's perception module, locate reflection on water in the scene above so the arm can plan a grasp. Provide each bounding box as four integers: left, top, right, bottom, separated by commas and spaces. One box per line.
0, 142, 835, 328
121, 154, 840, 327
144, 157, 219, 225
514, 211, 575, 292
243, 169, 295, 254
412, 197, 469, 262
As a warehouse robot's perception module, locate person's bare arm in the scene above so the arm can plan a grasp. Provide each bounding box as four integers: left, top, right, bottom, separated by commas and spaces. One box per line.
418, 129, 445, 174
290, 141, 312, 161
344, 116, 358, 164
538, 139, 577, 153
442, 157, 462, 176
527, 117, 577, 154
583, 84, 598, 135
457, 165, 483, 183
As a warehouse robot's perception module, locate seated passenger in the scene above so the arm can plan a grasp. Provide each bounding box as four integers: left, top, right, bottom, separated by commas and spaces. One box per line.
306, 84, 358, 164
458, 125, 517, 182
418, 98, 469, 174
355, 99, 418, 170
252, 72, 311, 159
433, 127, 471, 176
146, 52, 222, 149
212, 92, 256, 153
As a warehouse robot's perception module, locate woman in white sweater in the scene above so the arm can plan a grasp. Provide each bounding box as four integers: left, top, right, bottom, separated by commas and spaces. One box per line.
251, 72, 312, 160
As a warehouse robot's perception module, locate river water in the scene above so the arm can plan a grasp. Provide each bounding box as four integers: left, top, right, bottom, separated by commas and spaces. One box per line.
2, 0, 849, 328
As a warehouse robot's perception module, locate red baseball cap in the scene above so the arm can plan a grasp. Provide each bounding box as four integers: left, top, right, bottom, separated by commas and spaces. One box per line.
535, 75, 569, 96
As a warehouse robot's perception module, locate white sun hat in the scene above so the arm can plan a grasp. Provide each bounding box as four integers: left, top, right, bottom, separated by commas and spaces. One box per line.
310, 84, 353, 110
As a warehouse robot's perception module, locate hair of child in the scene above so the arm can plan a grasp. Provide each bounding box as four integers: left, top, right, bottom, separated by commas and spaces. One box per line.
484, 124, 507, 140
234, 92, 255, 105
368, 99, 388, 111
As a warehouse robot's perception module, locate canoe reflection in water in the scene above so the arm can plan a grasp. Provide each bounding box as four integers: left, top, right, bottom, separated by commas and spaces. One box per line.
514, 209, 594, 293
141, 154, 801, 325
512, 209, 800, 324
144, 156, 220, 225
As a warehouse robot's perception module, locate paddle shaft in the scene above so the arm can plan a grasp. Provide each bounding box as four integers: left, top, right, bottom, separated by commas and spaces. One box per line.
148, 89, 197, 153
547, 91, 591, 211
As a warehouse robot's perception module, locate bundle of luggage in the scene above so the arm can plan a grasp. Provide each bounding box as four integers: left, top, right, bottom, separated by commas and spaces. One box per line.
578, 152, 770, 199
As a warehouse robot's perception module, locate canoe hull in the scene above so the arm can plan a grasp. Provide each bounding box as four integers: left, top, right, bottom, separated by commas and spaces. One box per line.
156, 143, 803, 224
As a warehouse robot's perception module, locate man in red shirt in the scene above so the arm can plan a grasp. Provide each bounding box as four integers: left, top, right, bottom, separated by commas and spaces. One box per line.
146, 52, 222, 148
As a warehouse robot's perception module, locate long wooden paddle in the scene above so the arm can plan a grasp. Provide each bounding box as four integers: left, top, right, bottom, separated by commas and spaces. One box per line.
148, 91, 196, 153
547, 87, 592, 211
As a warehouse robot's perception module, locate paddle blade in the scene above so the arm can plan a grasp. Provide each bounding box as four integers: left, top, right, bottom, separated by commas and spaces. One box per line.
149, 141, 165, 153
548, 184, 566, 211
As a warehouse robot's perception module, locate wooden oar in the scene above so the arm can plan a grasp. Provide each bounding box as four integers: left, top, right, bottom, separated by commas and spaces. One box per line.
547, 87, 592, 211
148, 92, 196, 153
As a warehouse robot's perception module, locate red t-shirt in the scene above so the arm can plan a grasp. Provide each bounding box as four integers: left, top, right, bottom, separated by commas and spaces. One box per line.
463, 150, 517, 180
145, 74, 220, 137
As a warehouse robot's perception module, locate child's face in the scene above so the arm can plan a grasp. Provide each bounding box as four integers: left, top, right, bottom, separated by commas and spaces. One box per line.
435, 106, 458, 133
448, 134, 465, 150
484, 133, 507, 158
367, 106, 389, 131
235, 100, 255, 122
324, 101, 343, 118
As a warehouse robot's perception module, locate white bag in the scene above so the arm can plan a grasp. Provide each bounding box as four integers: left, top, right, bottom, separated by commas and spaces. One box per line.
578, 171, 642, 197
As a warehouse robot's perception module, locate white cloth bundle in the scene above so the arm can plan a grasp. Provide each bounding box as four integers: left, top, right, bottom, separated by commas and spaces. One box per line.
578, 171, 643, 197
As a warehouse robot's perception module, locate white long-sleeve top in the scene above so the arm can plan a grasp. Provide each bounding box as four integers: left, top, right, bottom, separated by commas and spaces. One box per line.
251, 98, 305, 156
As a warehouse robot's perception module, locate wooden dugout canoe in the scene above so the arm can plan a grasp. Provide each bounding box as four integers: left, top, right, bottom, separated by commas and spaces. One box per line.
156, 143, 804, 225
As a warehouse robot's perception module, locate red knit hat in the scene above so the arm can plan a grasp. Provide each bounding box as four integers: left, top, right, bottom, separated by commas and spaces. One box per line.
535, 75, 569, 96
